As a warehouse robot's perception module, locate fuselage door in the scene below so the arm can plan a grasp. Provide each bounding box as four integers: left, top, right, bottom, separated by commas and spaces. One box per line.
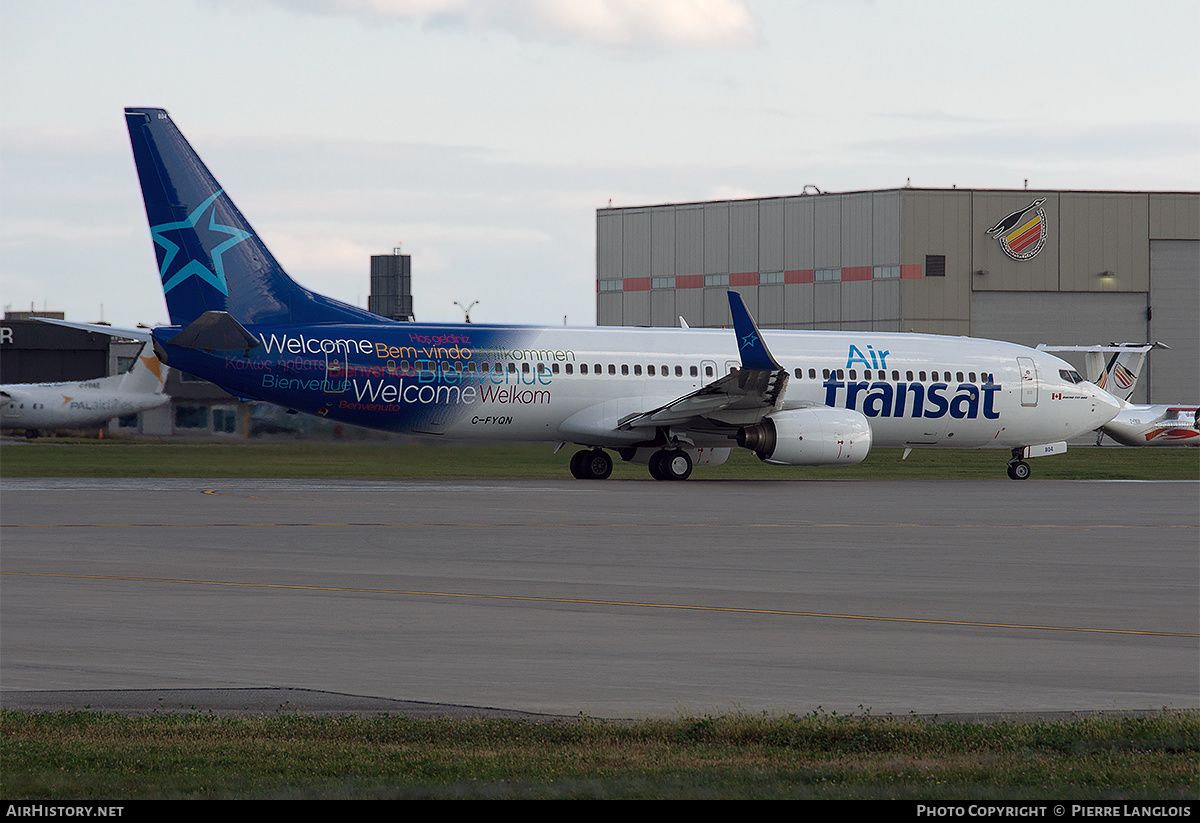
1017, 357, 1038, 407
323, 351, 347, 395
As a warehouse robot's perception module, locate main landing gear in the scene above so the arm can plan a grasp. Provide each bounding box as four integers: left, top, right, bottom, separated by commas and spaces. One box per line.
1006, 449, 1031, 480
648, 448, 692, 481
569, 448, 613, 480
567, 447, 695, 481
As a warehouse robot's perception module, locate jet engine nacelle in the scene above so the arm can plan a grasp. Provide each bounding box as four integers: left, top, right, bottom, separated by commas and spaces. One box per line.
737, 407, 872, 466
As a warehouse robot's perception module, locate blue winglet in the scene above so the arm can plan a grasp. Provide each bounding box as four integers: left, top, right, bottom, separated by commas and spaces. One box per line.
727, 291, 782, 371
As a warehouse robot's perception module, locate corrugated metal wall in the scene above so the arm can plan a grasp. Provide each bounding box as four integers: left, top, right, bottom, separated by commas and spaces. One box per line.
596, 189, 1198, 402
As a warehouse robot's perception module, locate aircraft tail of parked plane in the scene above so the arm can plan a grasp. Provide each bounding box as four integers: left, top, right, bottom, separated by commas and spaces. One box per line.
1, 341, 169, 437
43, 108, 1126, 478
1037, 343, 1165, 403
1038, 343, 1198, 446
117, 344, 169, 395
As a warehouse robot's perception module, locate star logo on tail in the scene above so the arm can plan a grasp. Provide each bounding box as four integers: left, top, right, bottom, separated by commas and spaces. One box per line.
150, 190, 250, 296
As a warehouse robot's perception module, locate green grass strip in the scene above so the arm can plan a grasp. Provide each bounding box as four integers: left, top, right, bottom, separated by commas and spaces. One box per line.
2, 709, 1196, 800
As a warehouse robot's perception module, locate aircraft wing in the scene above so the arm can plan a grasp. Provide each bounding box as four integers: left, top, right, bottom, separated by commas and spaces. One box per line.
617, 292, 789, 432
617, 366, 788, 430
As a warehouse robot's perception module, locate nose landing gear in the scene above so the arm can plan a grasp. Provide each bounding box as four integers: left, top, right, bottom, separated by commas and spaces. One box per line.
1006, 460, 1031, 480
1007, 448, 1031, 480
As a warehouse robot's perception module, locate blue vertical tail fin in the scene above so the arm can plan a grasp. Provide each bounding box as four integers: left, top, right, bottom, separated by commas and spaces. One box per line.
727, 291, 782, 371
125, 108, 389, 328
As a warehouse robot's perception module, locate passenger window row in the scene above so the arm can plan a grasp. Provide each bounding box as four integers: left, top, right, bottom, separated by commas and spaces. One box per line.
414, 360, 707, 378
805, 368, 995, 383
392, 360, 998, 385
566, 363, 698, 377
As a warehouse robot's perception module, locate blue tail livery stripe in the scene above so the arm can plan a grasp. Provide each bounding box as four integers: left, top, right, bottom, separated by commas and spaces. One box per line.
125, 108, 389, 328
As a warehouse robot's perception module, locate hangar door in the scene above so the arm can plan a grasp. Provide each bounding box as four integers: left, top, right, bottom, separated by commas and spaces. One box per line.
1148, 240, 1199, 403
970, 291, 1150, 403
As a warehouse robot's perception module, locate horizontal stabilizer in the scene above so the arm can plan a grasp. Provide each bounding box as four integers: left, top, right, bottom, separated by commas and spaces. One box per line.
33, 317, 152, 342
1037, 343, 1169, 353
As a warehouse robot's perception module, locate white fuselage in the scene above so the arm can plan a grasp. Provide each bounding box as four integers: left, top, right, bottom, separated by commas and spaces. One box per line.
293, 323, 1120, 450
0, 376, 168, 431
1101, 404, 1199, 447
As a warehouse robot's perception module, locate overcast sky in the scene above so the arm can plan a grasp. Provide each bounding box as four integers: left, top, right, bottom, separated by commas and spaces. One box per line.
2, 0, 1197, 329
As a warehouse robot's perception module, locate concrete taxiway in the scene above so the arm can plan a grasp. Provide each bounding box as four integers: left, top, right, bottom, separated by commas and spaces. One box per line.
1, 478, 1196, 718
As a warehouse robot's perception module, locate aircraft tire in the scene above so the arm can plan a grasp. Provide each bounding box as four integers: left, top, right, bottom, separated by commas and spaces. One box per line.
650, 449, 692, 481
1007, 460, 1031, 480
578, 449, 613, 480
569, 449, 589, 479
648, 450, 668, 480
648, 454, 661, 480
662, 449, 693, 481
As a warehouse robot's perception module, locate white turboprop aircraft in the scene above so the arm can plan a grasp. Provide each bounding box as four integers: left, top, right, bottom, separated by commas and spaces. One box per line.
44, 108, 1124, 480
1039, 343, 1199, 447
0, 342, 169, 437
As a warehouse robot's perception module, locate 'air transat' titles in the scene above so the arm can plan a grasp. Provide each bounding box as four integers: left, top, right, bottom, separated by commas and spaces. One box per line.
839, 343, 1002, 420
823, 375, 1001, 420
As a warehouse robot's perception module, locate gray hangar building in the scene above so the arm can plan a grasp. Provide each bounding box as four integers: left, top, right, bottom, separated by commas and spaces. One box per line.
595, 188, 1198, 404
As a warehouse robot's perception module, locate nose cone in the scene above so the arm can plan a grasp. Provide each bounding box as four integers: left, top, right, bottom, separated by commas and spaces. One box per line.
1090, 385, 1122, 428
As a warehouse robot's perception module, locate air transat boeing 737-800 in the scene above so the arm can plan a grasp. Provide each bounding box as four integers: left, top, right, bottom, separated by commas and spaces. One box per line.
47, 108, 1123, 479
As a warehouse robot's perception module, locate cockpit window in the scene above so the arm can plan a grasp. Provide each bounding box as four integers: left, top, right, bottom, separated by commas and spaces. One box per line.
1059, 369, 1084, 384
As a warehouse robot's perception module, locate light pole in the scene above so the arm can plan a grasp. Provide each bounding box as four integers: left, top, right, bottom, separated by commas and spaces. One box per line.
454, 300, 478, 323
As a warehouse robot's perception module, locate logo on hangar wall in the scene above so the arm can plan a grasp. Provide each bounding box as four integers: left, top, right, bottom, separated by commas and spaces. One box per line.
986, 198, 1048, 260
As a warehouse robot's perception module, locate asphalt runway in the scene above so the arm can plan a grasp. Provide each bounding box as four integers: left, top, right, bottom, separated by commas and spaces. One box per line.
2, 477, 1197, 719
